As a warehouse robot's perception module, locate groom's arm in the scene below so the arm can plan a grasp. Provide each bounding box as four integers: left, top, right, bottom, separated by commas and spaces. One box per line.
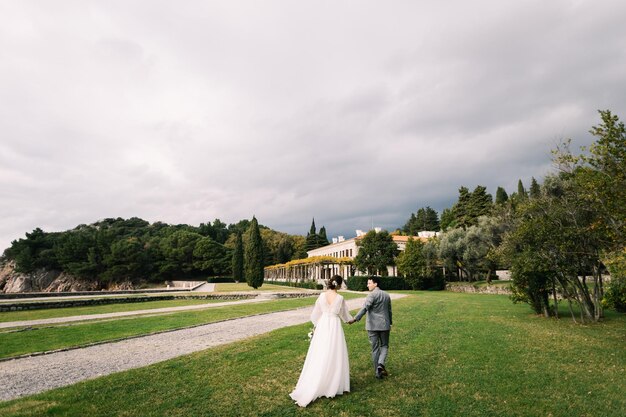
352, 292, 374, 322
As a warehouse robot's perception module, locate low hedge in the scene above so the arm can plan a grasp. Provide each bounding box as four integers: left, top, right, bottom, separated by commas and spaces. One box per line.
206, 277, 236, 283
347, 276, 410, 291
264, 279, 323, 290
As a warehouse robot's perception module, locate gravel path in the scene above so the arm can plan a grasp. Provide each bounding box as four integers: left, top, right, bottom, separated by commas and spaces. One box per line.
0, 293, 406, 401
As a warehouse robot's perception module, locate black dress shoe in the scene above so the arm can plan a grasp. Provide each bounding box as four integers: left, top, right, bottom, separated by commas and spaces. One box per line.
377, 364, 388, 377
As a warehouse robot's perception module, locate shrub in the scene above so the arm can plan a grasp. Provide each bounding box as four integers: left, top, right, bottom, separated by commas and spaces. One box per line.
206, 277, 236, 283
603, 278, 626, 313
347, 276, 369, 291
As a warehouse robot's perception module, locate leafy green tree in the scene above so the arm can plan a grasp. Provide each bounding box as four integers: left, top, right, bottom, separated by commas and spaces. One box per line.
244, 217, 264, 288
495, 186, 509, 205
5, 228, 60, 272
354, 230, 398, 276
198, 219, 229, 244
291, 235, 308, 260
438, 228, 469, 281
193, 237, 230, 276
55, 229, 101, 278
102, 237, 149, 283
397, 237, 429, 289
464, 216, 509, 282
157, 230, 202, 278
227, 219, 252, 236
502, 173, 605, 322
231, 232, 244, 282
276, 237, 294, 264
603, 250, 626, 312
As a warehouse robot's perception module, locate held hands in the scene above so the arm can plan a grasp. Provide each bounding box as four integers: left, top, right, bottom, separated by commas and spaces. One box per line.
347, 319, 356, 325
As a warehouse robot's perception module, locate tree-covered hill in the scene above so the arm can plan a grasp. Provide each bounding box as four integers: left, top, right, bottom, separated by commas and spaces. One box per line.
1, 217, 305, 287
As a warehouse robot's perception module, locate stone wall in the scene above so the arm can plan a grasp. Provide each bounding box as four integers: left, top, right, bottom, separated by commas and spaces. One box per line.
446, 283, 512, 295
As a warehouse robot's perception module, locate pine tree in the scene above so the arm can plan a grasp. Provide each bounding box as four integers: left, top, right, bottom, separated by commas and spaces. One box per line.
424, 206, 440, 231
468, 185, 493, 223
403, 213, 417, 234
453, 186, 472, 229
244, 216, 264, 289
529, 177, 541, 199
231, 232, 244, 283
318, 226, 329, 247
440, 207, 455, 231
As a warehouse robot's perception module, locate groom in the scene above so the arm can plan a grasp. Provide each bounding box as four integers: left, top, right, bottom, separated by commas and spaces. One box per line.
349, 276, 392, 379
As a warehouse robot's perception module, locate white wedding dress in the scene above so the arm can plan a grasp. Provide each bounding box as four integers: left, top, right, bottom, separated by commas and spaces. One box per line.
290, 291, 353, 407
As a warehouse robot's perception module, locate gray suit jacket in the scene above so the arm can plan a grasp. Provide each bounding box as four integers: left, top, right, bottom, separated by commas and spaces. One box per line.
354, 287, 392, 331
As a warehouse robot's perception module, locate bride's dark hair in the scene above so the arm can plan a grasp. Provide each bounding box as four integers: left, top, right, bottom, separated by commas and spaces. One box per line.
328, 275, 343, 290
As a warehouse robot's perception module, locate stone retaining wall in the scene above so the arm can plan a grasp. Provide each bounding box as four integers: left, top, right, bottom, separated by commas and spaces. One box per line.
446, 283, 512, 295
0, 292, 317, 312
0, 288, 193, 300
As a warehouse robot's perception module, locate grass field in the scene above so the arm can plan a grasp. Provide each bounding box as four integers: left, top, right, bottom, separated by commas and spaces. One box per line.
0, 291, 624, 416
0, 293, 363, 359
0, 298, 224, 323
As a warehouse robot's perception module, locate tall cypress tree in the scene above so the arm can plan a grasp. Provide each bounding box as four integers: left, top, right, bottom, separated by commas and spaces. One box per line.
517, 179, 527, 198
231, 232, 244, 283
305, 218, 318, 252
495, 186, 509, 205
244, 216, 264, 289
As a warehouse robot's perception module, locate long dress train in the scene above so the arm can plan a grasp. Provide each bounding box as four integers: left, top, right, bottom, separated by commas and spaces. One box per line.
289, 292, 353, 407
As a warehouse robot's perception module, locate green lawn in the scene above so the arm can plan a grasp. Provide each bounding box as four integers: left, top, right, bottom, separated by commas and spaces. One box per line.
0, 298, 224, 323
0, 293, 363, 359
0, 291, 623, 416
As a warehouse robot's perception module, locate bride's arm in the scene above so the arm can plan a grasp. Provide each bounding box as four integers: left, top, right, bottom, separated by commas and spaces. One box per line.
310, 296, 322, 326
339, 298, 353, 323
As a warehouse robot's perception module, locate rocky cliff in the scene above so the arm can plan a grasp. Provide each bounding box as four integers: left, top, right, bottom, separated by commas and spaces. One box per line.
0, 261, 101, 293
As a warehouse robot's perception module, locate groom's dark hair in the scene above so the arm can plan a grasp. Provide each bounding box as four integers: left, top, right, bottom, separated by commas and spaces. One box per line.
370, 276, 382, 287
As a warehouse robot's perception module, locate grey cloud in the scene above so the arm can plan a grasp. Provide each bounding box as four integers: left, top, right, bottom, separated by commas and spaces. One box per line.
1, 0, 626, 251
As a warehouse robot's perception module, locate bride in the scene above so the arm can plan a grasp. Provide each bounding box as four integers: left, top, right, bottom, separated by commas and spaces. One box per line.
290, 275, 353, 407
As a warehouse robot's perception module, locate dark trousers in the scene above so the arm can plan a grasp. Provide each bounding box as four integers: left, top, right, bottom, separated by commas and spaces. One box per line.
367, 330, 390, 372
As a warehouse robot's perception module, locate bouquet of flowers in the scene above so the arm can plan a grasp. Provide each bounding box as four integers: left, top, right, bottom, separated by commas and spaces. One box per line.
307, 327, 315, 342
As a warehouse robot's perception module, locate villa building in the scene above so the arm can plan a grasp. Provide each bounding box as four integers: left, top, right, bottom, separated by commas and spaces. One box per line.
264, 229, 438, 286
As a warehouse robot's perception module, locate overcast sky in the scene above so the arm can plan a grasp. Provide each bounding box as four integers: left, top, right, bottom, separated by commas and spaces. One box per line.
1, 0, 625, 252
